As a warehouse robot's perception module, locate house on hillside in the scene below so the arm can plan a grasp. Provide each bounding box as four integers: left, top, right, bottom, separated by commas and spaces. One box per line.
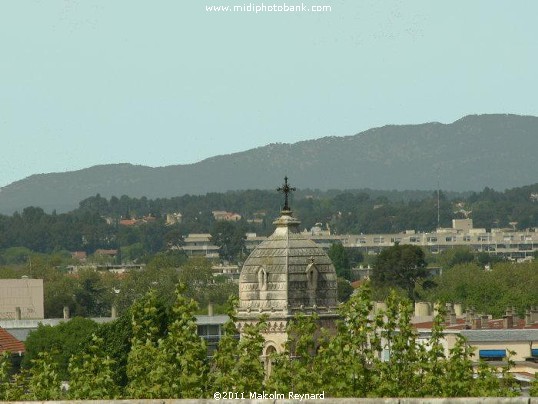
212, 210, 242, 222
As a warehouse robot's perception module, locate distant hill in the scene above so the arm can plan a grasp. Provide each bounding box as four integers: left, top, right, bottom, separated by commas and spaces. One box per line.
1, 114, 537, 214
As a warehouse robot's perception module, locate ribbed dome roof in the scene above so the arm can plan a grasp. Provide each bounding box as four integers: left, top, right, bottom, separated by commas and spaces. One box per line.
238, 210, 338, 319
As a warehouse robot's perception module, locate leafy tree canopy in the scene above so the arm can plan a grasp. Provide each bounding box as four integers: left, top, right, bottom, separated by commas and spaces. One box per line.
372, 243, 431, 301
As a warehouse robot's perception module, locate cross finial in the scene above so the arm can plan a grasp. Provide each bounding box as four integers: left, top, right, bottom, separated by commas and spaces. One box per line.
277, 176, 296, 212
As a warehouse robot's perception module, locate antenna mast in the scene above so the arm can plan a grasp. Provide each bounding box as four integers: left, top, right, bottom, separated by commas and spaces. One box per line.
437, 167, 440, 230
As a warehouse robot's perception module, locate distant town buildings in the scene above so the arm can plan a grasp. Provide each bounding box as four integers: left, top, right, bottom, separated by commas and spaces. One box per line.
165, 212, 183, 225
179, 233, 220, 258
411, 303, 538, 381
246, 218, 538, 261
212, 210, 242, 222
118, 214, 157, 227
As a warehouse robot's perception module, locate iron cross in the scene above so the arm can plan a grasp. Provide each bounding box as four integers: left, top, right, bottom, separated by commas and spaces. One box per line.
277, 176, 296, 211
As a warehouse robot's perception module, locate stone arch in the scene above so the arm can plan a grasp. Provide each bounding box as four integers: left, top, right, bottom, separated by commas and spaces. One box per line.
263, 342, 278, 376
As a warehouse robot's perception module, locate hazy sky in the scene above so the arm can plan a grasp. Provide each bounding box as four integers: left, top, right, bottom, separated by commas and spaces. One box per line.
1, 1, 537, 187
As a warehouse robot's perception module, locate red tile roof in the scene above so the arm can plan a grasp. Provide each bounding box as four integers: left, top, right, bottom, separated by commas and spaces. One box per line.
0, 327, 25, 355
413, 317, 538, 331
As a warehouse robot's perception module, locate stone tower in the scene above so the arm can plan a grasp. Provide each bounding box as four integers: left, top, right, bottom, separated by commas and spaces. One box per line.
236, 177, 339, 358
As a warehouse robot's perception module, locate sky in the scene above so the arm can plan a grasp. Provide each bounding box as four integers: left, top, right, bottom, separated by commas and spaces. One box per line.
1, 1, 537, 188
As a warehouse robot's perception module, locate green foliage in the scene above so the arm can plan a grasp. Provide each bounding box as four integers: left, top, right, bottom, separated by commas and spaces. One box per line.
125, 289, 170, 398
372, 243, 430, 301
425, 261, 538, 317
210, 296, 241, 391
265, 282, 520, 398
336, 276, 354, 302
328, 242, 352, 280
114, 266, 180, 314
178, 257, 238, 312
68, 335, 120, 399
211, 220, 247, 261
530, 375, 538, 397
0, 246, 34, 264
22, 317, 99, 380
0, 352, 11, 400
230, 319, 267, 393
92, 313, 132, 387
126, 284, 208, 398
437, 246, 475, 269
25, 351, 62, 400
163, 283, 209, 398
2, 183, 538, 259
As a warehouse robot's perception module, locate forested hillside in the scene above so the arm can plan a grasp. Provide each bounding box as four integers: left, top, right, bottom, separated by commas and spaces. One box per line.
0, 183, 536, 259
1, 114, 537, 214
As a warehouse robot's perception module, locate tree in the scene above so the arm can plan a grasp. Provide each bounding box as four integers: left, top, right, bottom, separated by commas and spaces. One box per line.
25, 351, 62, 400
126, 284, 208, 399
530, 375, 538, 397
22, 317, 99, 380
72, 269, 114, 317
328, 242, 352, 280
437, 246, 475, 269
125, 289, 167, 398
93, 314, 133, 388
178, 256, 238, 312
209, 296, 241, 391
372, 243, 430, 301
211, 220, 246, 261
0, 352, 11, 400
162, 283, 208, 398
336, 276, 354, 302
67, 335, 120, 399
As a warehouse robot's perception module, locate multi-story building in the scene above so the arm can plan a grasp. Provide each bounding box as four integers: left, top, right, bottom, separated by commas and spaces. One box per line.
179, 233, 220, 258
245, 219, 538, 260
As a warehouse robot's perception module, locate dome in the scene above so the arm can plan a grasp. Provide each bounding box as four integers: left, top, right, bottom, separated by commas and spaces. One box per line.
237, 209, 338, 319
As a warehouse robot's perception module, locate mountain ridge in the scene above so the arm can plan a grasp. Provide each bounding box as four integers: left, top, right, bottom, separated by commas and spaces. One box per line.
1, 114, 537, 214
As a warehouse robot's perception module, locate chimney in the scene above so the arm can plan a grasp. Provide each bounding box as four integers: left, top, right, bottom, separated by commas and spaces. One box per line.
63, 306, 70, 320
15, 307, 22, 320
525, 310, 532, 326
503, 315, 513, 329
208, 302, 214, 317
481, 315, 489, 329
465, 309, 473, 328
531, 306, 538, 323
471, 316, 481, 330
449, 311, 457, 325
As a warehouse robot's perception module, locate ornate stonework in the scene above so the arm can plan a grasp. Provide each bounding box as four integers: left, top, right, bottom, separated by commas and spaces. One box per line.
236, 179, 339, 354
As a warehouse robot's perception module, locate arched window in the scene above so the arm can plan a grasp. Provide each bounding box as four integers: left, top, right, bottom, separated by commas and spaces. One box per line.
264, 344, 277, 375
257, 266, 268, 291
305, 261, 318, 291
